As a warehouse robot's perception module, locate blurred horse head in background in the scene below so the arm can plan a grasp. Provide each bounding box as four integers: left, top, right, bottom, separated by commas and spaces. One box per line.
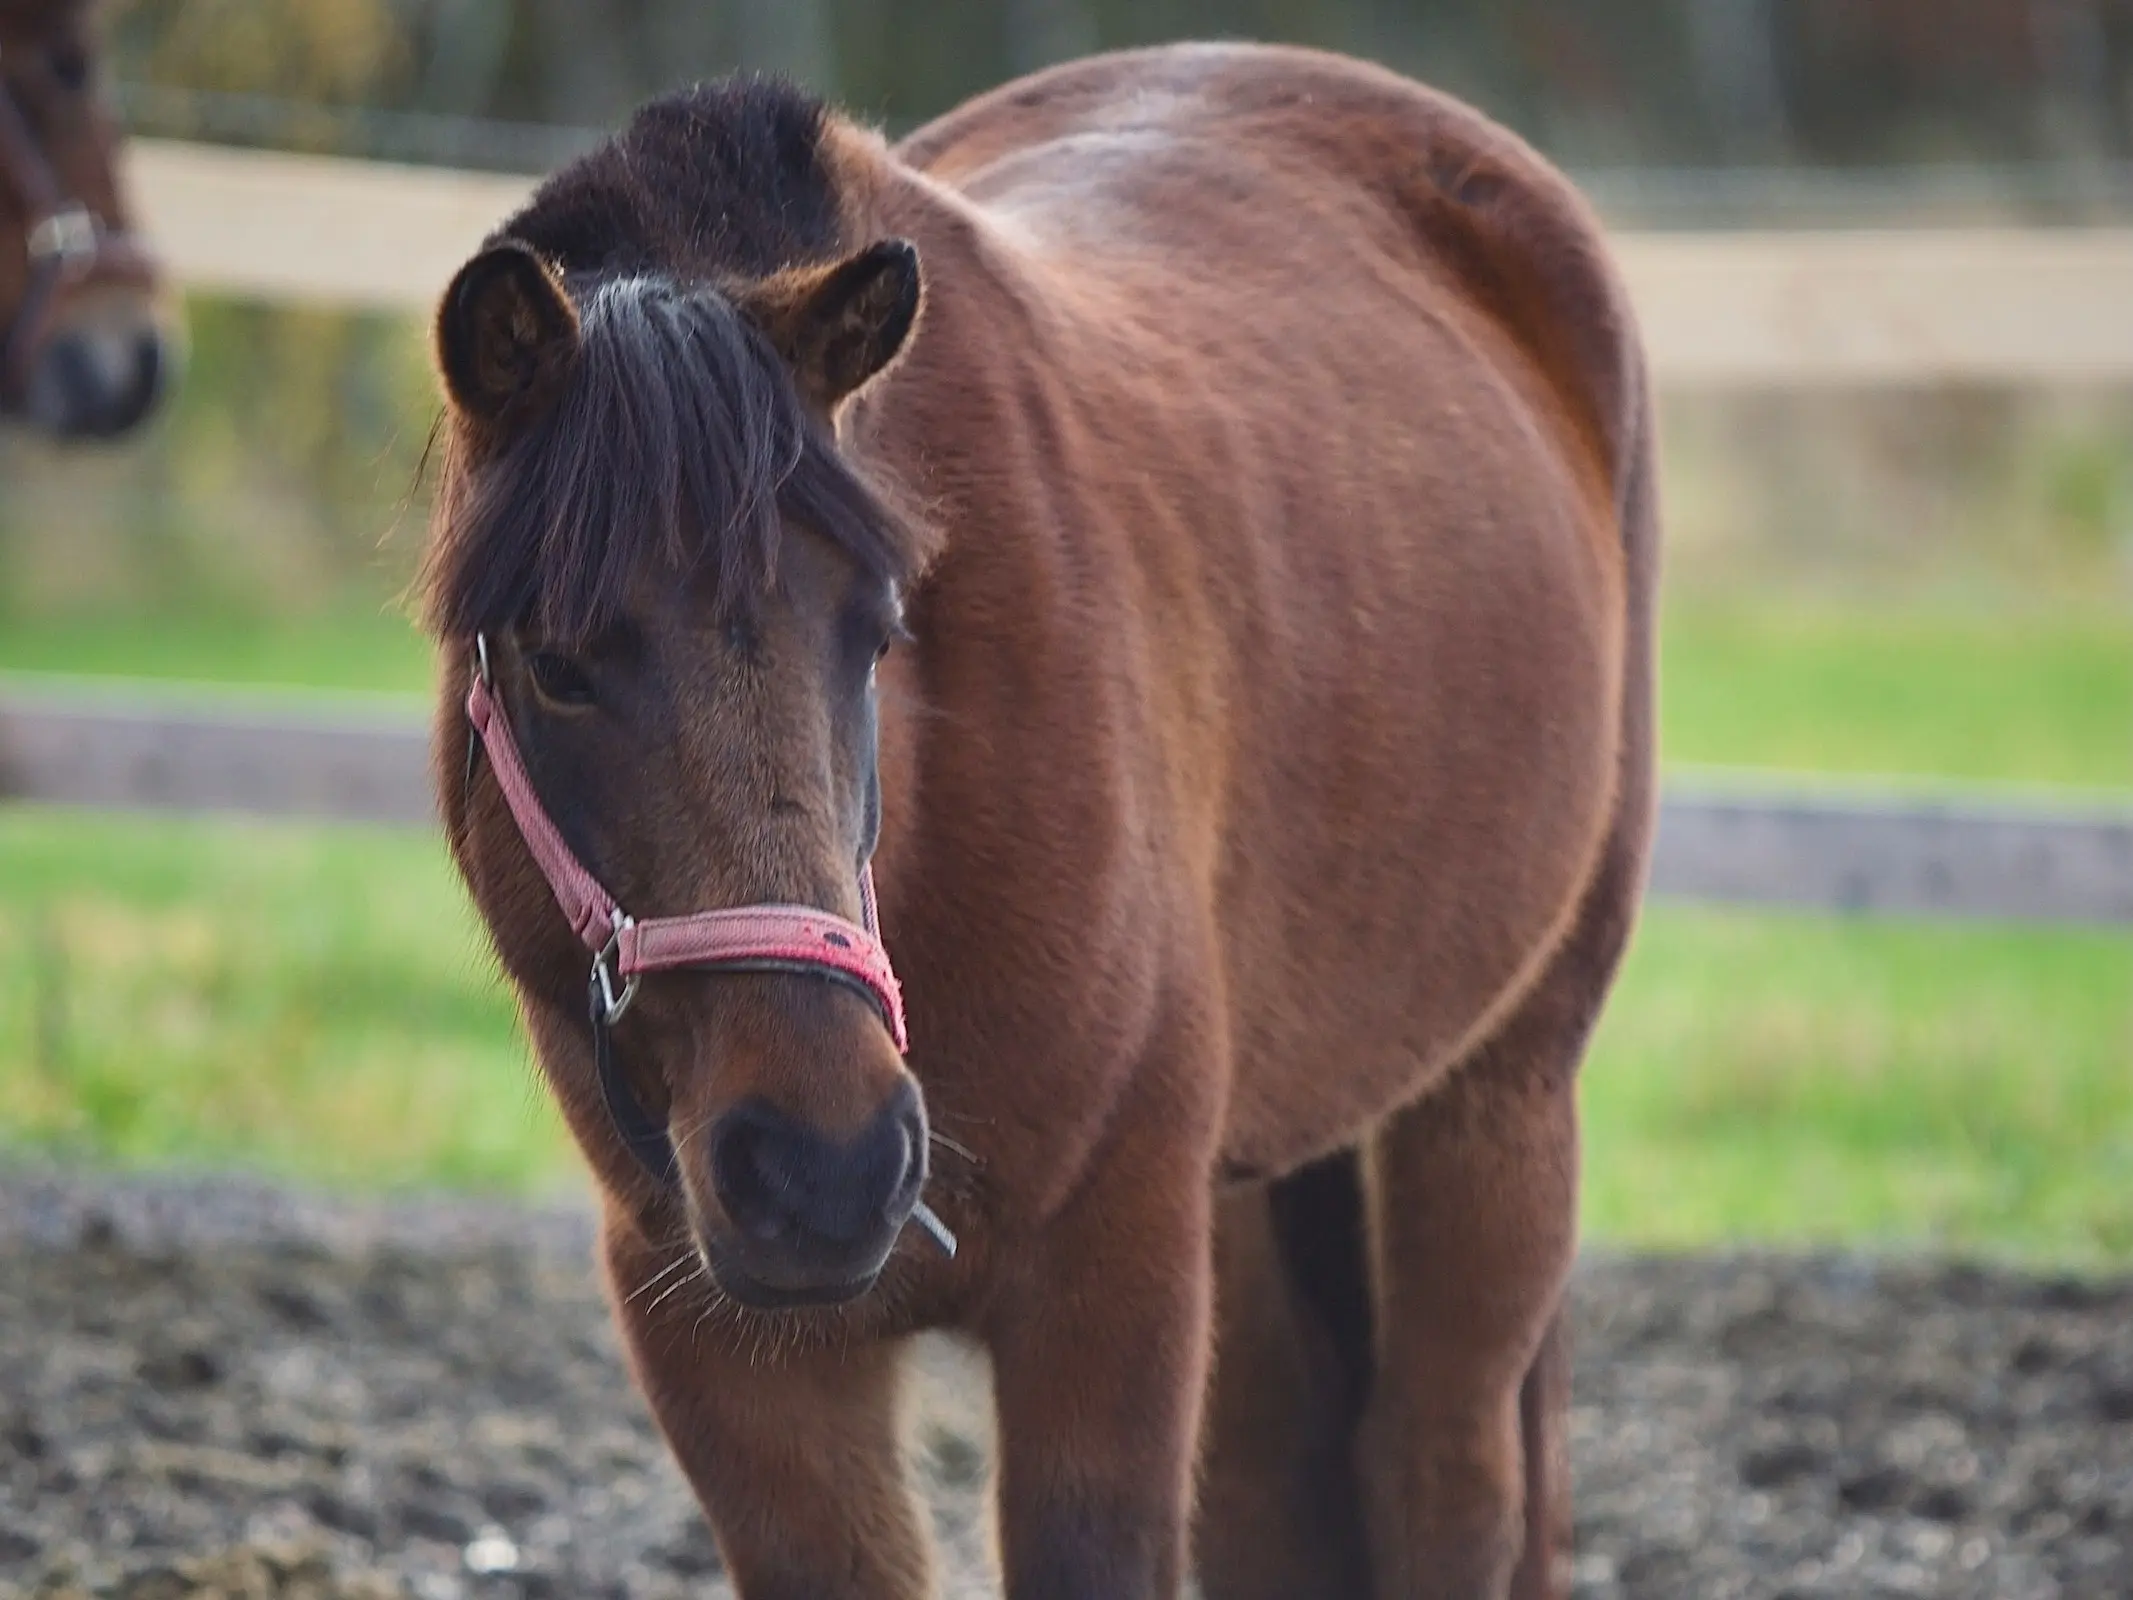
0, 0, 172, 440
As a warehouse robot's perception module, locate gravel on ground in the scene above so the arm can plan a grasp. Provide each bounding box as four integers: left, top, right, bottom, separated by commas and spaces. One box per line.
2, 1172, 2127, 1599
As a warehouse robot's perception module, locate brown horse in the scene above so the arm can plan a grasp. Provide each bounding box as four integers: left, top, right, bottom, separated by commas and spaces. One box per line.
424, 41, 1656, 1600
0, 0, 170, 438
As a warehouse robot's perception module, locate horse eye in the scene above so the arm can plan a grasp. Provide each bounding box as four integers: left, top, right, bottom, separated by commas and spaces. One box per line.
875, 619, 912, 663
526, 651, 596, 707
844, 610, 906, 674
47, 45, 90, 93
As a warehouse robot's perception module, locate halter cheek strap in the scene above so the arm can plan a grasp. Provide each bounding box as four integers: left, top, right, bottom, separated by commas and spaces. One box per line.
461, 638, 953, 1257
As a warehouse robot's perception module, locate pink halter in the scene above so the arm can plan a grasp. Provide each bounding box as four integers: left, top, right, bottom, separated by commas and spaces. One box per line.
460, 632, 965, 1275
464, 639, 907, 1051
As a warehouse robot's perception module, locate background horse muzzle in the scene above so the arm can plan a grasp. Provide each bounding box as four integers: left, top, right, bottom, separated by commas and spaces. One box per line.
16, 268, 171, 438
0, 54, 173, 440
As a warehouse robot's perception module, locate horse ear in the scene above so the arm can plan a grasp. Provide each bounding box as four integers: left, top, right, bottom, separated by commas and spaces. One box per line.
435, 240, 579, 426
745, 239, 923, 412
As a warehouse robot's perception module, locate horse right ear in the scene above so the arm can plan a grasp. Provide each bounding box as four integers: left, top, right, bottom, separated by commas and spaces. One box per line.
435, 241, 580, 426
741, 239, 923, 414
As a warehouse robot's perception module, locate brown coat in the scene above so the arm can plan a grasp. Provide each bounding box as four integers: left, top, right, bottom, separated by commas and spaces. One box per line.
427, 41, 1656, 1600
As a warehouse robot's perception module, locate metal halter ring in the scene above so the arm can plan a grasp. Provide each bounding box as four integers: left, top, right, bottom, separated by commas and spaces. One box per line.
27, 204, 95, 264
594, 913, 640, 1024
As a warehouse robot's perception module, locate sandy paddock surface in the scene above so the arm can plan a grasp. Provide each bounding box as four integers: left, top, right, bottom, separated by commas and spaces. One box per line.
1, 1172, 2128, 1599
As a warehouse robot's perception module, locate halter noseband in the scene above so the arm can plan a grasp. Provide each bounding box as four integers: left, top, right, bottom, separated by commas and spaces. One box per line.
0, 46, 159, 403
463, 635, 955, 1256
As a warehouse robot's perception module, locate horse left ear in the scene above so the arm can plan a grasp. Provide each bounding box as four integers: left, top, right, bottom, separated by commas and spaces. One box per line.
744, 239, 923, 412
435, 240, 580, 427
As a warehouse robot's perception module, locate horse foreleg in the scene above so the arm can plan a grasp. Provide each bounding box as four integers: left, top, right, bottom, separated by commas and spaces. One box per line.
985, 1131, 1215, 1600
1357, 1054, 1579, 1600
600, 1206, 933, 1600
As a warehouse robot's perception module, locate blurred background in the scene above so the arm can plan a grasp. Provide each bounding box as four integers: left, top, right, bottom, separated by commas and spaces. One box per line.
1, 0, 2127, 1260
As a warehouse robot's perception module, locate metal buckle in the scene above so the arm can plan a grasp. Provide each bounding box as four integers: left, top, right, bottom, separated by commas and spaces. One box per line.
462, 635, 492, 796
28, 205, 96, 264
593, 912, 639, 1024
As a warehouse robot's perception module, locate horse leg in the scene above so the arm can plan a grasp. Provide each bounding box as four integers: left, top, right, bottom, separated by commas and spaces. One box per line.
1510, 1310, 1574, 1600
985, 1118, 1215, 1600
1356, 1047, 1579, 1600
1359, 735, 1651, 1600
1195, 1171, 1373, 1600
600, 1206, 933, 1600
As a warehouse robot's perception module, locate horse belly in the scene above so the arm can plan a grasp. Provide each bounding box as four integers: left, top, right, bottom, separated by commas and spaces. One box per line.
1210, 357, 1624, 1177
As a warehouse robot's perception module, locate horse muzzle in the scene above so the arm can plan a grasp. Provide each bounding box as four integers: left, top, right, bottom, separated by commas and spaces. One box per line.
696, 1076, 928, 1308
20, 309, 175, 439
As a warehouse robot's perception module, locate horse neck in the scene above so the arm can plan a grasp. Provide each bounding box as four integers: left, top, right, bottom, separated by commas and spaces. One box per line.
844, 164, 1102, 919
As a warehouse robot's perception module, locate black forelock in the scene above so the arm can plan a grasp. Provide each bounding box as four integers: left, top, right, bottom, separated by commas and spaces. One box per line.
421, 76, 923, 647
424, 274, 915, 647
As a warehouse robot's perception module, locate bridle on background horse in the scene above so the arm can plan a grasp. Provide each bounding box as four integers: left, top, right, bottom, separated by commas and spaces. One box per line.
463, 635, 958, 1258
0, 45, 158, 403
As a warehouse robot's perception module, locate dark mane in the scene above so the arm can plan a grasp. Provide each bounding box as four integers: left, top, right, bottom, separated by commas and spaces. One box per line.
506, 78, 847, 282
422, 78, 925, 645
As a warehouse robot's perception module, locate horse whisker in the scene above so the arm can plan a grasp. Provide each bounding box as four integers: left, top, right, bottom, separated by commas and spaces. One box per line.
623, 1248, 700, 1306
927, 1129, 980, 1165
668, 1108, 721, 1167
645, 1262, 707, 1318
909, 1200, 958, 1258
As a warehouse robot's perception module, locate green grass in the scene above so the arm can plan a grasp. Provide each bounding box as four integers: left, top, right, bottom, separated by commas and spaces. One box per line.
0, 592, 2128, 1257
1661, 599, 2132, 791
1583, 907, 2133, 1264
3, 807, 2126, 1260
5, 594, 2126, 787
0, 607, 432, 695
0, 809, 570, 1194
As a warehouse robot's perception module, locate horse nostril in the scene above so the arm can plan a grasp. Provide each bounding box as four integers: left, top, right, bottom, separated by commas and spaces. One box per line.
708, 1086, 924, 1262
711, 1105, 800, 1244
893, 1095, 927, 1210
24, 323, 171, 439
130, 330, 167, 407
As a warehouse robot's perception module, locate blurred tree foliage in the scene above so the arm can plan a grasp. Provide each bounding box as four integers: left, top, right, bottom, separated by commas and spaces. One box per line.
100, 0, 2133, 165
0, 0, 2125, 624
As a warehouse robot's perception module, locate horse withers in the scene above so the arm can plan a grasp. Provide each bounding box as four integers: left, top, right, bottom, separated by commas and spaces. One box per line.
0, 0, 170, 439
424, 42, 1657, 1600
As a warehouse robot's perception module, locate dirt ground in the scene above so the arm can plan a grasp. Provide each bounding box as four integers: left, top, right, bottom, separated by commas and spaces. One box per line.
1, 1172, 2128, 1599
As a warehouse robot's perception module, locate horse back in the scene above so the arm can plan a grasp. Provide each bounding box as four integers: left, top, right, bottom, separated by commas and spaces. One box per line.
881, 43, 1656, 1175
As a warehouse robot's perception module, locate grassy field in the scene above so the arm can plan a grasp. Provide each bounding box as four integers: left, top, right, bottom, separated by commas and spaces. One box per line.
0, 608, 433, 696
4, 595, 2128, 787
0, 814, 555, 1191
1662, 598, 2132, 791
1, 595, 2129, 1260
1584, 909, 2132, 1261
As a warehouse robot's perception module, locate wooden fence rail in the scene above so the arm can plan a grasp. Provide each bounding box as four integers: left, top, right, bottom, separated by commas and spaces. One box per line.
3, 685, 2128, 924
125, 138, 2133, 388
